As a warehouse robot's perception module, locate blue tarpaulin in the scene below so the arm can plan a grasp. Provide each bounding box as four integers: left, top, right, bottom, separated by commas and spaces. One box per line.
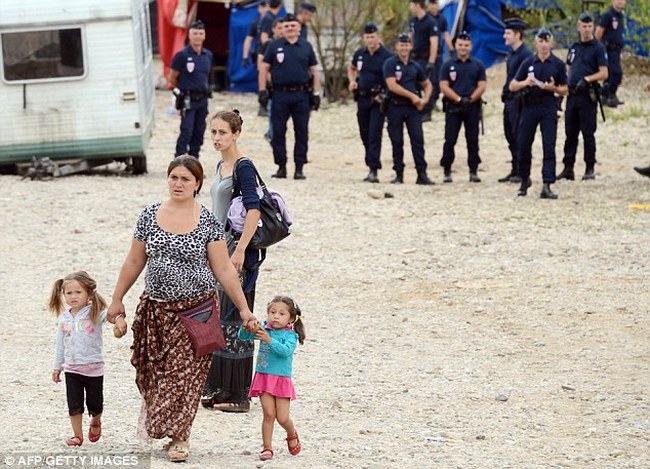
441, 0, 646, 70
228, 1, 286, 93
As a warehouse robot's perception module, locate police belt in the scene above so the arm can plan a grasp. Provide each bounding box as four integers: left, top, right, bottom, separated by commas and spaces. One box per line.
523, 95, 557, 106
389, 97, 414, 107
186, 91, 209, 101
274, 83, 310, 92
569, 87, 589, 96
356, 89, 372, 98
411, 52, 429, 60
605, 43, 623, 52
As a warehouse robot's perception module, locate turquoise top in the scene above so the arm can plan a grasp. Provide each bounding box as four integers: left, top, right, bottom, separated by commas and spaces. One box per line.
238, 321, 298, 377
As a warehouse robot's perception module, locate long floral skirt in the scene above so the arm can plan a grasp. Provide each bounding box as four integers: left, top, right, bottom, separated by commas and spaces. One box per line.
131, 290, 214, 441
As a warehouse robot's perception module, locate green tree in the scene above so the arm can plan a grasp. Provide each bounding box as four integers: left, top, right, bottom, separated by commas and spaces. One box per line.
310, 0, 410, 102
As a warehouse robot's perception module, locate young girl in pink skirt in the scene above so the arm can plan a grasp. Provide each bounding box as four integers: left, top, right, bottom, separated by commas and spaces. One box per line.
238, 296, 306, 461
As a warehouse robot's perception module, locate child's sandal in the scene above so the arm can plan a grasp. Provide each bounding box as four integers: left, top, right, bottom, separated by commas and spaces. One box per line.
66, 435, 83, 447
259, 448, 274, 461
88, 420, 102, 443
286, 433, 301, 455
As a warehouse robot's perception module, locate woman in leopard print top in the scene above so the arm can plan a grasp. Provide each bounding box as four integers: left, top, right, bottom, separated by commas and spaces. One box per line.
107, 155, 259, 462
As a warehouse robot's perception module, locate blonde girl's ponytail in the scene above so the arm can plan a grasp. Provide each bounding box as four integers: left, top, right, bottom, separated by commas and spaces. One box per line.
48, 279, 65, 316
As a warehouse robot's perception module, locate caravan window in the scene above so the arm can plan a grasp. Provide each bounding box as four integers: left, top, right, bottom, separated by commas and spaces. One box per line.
1, 28, 85, 83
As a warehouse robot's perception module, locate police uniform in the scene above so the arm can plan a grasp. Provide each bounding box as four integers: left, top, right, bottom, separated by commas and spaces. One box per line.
598, 5, 625, 105
350, 23, 393, 181
263, 26, 318, 179
382, 38, 433, 184
439, 52, 486, 180
258, 9, 278, 53
298, 2, 316, 40
170, 22, 213, 158
562, 19, 608, 180
427, 11, 449, 110
514, 35, 567, 194
410, 13, 439, 117
501, 19, 534, 182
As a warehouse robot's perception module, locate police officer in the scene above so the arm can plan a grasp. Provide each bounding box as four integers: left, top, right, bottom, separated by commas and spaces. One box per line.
409, 0, 439, 123
297, 2, 317, 40
439, 31, 486, 183
383, 34, 434, 185
499, 18, 534, 183
259, 0, 283, 47
259, 13, 320, 180
559, 12, 608, 182
427, 0, 454, 110
169, 20, 213, 158
348, 23, 393, 183
509, 29, 568, 199
596, 0, 626, 107
242, 1, 269, 68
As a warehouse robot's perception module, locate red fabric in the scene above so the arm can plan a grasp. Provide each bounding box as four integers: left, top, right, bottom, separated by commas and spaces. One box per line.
157, 0, 198, 82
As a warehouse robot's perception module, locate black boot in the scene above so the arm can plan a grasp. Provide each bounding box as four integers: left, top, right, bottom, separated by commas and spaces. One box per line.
416, 171, 435, 185
271, 165, 287, 178
517, 178, 532, 196
498, 171, 515, 183
443, 168, 453, 183
634, 166, 650, 178
390, 171, 404, 184
294, 165, 306, 180
540, 183, 558, 199
363, 169, 379, 183
557, 167, 575, 181
582, 166, 595, 180
469, 172, 481, 183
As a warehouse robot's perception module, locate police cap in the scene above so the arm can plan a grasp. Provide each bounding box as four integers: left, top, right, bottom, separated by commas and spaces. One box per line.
283, 13, 299, 23
456, 30, 472, 41
190, 20, 205, 30
269, 0, 282, 8
363, 22, 378, 34
300, 2, 317, 13
535, 28, 553, 40
504, 18, 529, 31
397, 33, 412, 43
578, 12, 594, 23
259, 1, 269, 6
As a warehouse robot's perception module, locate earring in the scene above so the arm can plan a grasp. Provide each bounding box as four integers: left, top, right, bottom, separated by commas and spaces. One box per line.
193, 190, 197, 198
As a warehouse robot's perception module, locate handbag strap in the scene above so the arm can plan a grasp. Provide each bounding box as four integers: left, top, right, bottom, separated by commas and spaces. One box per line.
231, 157, 271, 198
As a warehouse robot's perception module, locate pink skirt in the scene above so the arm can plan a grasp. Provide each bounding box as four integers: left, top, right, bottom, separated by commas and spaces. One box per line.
249, 372, 296, 400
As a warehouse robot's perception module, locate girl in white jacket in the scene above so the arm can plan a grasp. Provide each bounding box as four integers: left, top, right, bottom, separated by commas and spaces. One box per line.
49, 271, 126, 446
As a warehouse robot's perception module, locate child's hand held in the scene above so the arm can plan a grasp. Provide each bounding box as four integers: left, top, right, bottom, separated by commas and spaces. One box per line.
255, 329, 271, 344
113, 316, 127, 338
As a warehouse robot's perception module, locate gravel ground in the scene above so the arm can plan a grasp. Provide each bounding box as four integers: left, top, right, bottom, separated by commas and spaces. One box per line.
0, 61, 648, 469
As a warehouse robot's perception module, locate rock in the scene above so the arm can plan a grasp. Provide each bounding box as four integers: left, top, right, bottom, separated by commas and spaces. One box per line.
562, 385, 576, 391
495, 394, 509, 402
367, 189, 383, 199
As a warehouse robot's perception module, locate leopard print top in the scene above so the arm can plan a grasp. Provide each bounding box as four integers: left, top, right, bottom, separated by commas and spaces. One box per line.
134, 201, 225, 301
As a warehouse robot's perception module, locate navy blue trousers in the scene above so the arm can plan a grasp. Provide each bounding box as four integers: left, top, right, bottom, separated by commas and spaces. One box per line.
175, 98, 208, 157
517, 101, 558, 182
356, 96, 385, 170
563, 94, 598, 169
386, 104, 427, 173
271, 91, 310, 167
440, 104, 481, 172
415, 58, 437, 114
603, 49, 623, 98
503, 98, 520, 173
